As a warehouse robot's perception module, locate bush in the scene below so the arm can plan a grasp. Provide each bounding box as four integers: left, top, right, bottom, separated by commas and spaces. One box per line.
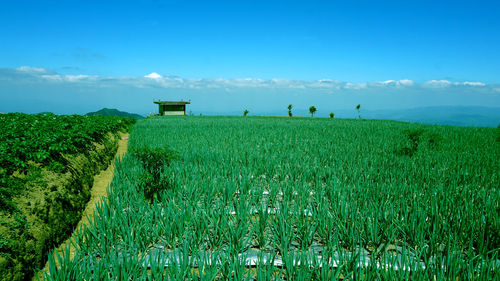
131, 146, 178, 202
396, 128, 442, 157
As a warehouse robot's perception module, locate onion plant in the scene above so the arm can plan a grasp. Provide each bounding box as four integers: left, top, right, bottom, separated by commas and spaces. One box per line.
43, 116, 499, 280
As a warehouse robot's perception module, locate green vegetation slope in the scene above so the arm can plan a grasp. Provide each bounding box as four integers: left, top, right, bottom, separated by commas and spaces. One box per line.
86, 108, 144, 119
0, 113, 135, 281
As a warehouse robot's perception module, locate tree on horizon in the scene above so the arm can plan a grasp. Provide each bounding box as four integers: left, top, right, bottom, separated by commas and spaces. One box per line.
356, 104, 361, 119
309, 106, 317, 117
288, 104, 293, 117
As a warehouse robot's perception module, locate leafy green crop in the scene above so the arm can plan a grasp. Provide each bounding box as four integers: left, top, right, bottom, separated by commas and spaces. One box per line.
0, 113, 135, 281
44, 116, 499, 280
0, 113, 135, 209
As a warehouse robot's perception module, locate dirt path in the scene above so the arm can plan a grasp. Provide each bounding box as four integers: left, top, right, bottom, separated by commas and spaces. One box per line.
34, 132, 129, 280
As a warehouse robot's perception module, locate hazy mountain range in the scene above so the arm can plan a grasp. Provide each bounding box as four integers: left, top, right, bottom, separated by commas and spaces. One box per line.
359, 106, 500, 127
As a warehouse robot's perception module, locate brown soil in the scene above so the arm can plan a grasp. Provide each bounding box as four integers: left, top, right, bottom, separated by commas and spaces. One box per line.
33, 132, 129, 280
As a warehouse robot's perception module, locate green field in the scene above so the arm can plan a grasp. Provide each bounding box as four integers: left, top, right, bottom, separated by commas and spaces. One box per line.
44, 116, 499, 280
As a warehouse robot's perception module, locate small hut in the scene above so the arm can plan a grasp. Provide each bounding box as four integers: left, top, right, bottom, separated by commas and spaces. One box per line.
154, 100, 190, 116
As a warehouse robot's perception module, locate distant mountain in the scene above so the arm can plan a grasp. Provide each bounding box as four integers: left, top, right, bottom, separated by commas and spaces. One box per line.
86, 108, 144, 119
362, 106, 500, 128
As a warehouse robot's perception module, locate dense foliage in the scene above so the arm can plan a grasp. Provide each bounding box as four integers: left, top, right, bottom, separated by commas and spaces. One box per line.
0, 113, 134, 281
0, 113, 135, 210
45, 116, 499, 280
0, 113, 134, 174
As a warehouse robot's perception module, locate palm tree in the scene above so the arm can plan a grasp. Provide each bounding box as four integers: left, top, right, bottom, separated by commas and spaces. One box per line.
309, 106, 317, 117
287, 104, 293, 117
356, 104, 361, 119
243, 109, 249, 116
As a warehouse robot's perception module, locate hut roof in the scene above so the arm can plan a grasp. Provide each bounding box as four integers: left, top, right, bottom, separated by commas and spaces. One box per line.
153, 101, 191, 105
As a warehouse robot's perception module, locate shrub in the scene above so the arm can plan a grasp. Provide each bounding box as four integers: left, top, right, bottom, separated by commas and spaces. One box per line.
131, 146, 178, 202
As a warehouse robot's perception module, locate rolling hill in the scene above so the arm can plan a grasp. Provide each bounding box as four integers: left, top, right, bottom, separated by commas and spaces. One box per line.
85, 108, 144, 119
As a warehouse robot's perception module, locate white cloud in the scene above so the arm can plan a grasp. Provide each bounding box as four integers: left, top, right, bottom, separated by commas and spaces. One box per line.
17, 66, 52, 74
399, 79, 414, 86
65, 75, 92, 82
424, 80, 454, 88
309, 79, 343, 89
1, 66, 496, 95
369, 79, 415, 87
41, 74, 63, 81
344, 82, 367, 90
424, 80, 487, 88
144, 72, 162, 79
39, 74, 94, 83
462, 81, 485, 87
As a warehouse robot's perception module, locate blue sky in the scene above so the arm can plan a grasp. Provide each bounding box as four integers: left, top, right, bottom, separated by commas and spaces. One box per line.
1, 0, 499, 115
